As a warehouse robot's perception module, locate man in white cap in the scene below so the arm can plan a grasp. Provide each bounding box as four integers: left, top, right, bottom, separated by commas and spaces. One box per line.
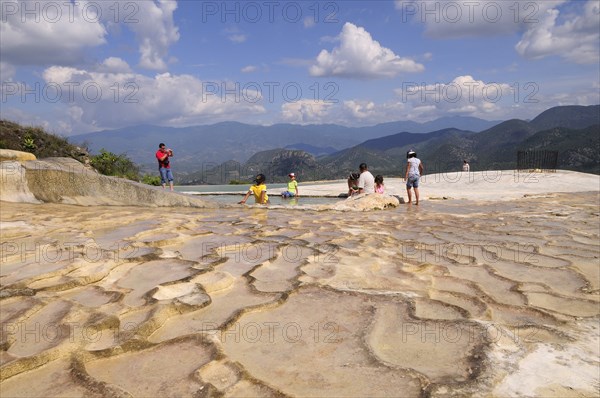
405, 150, 424, 205
281, 173, 299, 198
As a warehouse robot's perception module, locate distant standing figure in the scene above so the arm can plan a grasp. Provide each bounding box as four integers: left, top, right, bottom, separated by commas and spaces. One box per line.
374, 175, 385, 194
347, 173, 360, 196
462, 160, 470, 172
156, 143, 174, 191
239, 174, 269, 205
282, 173, 299, 198
405, 150, 424, 205
357, 163, 375, 194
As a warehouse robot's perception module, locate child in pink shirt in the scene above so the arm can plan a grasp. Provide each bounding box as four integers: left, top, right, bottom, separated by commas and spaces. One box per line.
375, 175, 385, 194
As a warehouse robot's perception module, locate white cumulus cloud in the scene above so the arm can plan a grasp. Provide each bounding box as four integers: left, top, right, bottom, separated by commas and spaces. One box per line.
1, 62, 16, 82
97, 57, 132, 73
0, 0, 107, 66
241, 65, 258, 73
0, 1, 180, 72
39, 65, 266, 132
128, 0, 180, 70
278, 99, 409, 126
395, 0, 567, 38
309, 22, 424, 79
516, 0, 600, 64
395, 0, 598, 64
343, 100, 377, 119
395, 75, 514, 118
280, 100, 335, 124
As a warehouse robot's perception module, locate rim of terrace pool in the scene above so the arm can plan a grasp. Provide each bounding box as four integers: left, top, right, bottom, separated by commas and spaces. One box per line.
175, 183, 342, 205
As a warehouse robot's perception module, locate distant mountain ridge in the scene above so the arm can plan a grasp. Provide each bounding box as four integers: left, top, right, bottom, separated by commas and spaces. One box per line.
529, 105, 600, 131
68, 105, 599, 183
322, 105, 599, 179
180, 105, 599, 183
71, 115, 501, 173
359, 128, 476, 152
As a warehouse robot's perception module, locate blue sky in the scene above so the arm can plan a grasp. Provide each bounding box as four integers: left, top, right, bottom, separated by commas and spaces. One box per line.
1, 0, 598, 135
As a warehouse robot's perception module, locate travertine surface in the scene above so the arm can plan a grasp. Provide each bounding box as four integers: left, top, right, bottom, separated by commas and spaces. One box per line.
1, 192, 599, 397
0, 149, 36, 162
0, 158, 215, 208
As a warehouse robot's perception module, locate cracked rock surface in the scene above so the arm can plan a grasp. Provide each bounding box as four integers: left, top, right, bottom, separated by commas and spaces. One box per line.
1, 193, 599, 397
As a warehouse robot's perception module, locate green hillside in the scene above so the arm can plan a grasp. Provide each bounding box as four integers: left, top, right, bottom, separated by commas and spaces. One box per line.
0, 120, 89, 162
519, 125, 600, 174
530, 105, 599, 131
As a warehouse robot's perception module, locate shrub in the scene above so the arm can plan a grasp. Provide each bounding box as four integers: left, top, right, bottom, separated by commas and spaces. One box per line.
23, 135, 37, 151
90, 149, 139, 180
141, 174, 162, 186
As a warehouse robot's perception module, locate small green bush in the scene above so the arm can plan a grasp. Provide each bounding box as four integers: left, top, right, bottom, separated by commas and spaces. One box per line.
23, 136, 37, 151
141, 174, 162, 186
90, 149, 139, 181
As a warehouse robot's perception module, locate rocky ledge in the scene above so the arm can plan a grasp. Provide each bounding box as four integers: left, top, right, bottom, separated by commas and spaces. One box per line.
0, 151, 215, 208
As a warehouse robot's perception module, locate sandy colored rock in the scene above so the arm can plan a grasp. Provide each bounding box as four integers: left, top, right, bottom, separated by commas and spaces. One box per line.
0, 161, 39, 203
1, 156, 217, 207
84, 337, 213, 397
319, 193, 401, 211
0, 149, 36, 162
0, 359, 95, 398
220, 286, 423, 397
367, 303, 485, 384
0, 181, 599, 396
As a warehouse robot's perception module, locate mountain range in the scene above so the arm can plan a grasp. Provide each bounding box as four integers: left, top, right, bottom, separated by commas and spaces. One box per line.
72, 116, 501, 173
71, 105, 599, 183
319, 105, 599, 180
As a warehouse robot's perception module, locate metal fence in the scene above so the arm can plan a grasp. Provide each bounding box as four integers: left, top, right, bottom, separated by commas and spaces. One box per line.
517, 150, 558, 172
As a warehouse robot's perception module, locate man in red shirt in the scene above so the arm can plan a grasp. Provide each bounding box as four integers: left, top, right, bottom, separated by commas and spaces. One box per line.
156, 143, 174, 191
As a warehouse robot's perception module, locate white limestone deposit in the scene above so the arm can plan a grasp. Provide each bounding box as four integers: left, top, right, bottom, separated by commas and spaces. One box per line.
1, 153, 599, 397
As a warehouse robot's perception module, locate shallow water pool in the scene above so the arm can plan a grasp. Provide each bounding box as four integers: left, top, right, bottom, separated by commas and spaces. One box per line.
188, 194, 341, 206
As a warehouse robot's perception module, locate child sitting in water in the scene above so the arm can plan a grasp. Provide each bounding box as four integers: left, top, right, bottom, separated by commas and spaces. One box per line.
375, 175, 385, 194
281, 173, 299, 198
238, 174, 269, 205
347, 173, 360, 196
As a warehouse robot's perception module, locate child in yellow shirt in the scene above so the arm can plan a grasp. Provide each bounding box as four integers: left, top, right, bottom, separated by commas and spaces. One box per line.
238, 174, 269, 205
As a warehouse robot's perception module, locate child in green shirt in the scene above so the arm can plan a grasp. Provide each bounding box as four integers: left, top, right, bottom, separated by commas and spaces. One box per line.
281, 173, 299, 198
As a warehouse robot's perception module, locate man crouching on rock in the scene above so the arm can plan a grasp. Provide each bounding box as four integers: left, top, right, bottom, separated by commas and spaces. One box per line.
156, 143, 174, 191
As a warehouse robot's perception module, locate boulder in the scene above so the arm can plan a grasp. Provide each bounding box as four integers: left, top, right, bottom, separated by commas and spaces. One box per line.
0, 161, 40, 203
1, 157, 218, 208
319, 193, 402, 211
0, 149, 36, 162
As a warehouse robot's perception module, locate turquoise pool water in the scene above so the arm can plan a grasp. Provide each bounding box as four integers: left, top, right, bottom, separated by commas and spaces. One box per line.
185, 194, 341, 206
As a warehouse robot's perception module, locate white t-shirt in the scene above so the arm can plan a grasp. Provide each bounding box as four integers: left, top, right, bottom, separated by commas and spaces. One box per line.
357, 171, 375, 193
407, 158, 421, 177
